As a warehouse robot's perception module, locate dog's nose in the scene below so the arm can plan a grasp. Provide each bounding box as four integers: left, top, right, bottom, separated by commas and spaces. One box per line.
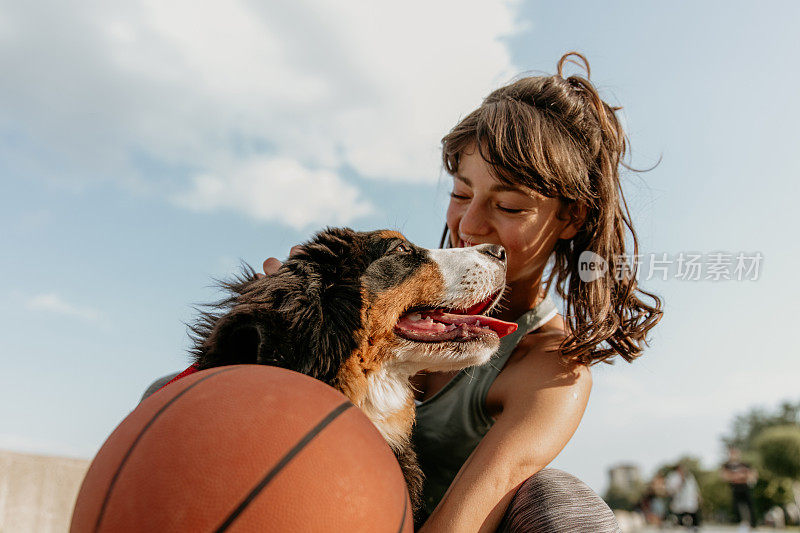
476, 244, 506, 263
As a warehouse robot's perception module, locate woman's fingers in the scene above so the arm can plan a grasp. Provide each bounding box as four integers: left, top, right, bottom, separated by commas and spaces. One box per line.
261, 245, 303, 276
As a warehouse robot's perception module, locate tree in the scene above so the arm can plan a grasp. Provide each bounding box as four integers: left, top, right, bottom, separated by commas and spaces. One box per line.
723, 401, 800, 451
751, 425, 800, 509
753, 425, 800, 480
604, 483, 644, 512
721, 400, 800, 523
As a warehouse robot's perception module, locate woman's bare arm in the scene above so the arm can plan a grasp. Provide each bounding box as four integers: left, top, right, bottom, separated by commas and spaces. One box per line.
418, 334, 592, 532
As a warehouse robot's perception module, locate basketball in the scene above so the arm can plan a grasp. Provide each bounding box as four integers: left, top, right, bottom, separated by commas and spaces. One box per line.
70, 365, 412, 532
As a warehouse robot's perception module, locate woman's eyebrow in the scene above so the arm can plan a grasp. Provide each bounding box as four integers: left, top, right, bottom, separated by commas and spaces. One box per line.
491, 183, 524, 194
454, 174, 471, 186
454, 174, 524, 194
453, 174, 531, 197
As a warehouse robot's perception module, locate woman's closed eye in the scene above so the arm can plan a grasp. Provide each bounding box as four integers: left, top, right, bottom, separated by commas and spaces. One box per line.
496, 204, 525, 214
451, 191, 526, 213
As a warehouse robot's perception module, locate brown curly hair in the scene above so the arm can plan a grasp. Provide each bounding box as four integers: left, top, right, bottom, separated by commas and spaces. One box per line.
440, 52, 662, 365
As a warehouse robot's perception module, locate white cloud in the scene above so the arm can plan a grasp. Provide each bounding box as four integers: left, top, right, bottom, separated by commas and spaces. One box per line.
0, 0, 520, 228
174, 156, 373, 229
26, 294, 100, 322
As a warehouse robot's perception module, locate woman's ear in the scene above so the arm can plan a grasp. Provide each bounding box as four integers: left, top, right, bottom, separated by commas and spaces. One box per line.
558, 202, 588, 240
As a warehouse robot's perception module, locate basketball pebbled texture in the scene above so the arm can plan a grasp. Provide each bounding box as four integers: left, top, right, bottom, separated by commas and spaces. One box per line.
70, 365, 412, 533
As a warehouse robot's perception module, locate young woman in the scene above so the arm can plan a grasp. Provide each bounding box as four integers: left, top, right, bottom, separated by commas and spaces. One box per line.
394, 52, 662, 532
148, 52, 662, 532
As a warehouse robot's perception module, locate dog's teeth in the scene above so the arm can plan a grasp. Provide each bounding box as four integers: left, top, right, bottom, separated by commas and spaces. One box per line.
409, 313, 422, 322
475, 320, 481, 327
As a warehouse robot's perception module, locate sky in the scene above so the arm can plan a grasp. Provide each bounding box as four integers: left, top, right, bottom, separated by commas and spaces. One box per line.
2, 0, 799, 495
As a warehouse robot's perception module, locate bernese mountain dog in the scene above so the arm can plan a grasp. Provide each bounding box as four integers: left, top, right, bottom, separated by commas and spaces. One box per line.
185, 227, 517, 513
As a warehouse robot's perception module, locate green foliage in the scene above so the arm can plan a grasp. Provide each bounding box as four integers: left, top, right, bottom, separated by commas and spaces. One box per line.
603, 473, 646, 512
759, 474, 796, 506
603, 483, 643, 512
695, 469, 732, 521
723, 401, 800, 451
753, 425, 800, 480
634, 401, 800, 524
721, 400, 800, 523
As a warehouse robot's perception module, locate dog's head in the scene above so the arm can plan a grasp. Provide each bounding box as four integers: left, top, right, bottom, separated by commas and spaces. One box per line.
192, 227, 516, 384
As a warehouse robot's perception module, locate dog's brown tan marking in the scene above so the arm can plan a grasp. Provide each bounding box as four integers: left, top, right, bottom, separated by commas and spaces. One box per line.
363, 261, 446, 360
375, 229, 407, 240
336, 263, 444, 438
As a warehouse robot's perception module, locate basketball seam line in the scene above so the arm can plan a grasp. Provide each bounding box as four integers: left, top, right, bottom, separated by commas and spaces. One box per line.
93, 366, 240, 533
396, 486, 408, 533
214, 400, 354, 533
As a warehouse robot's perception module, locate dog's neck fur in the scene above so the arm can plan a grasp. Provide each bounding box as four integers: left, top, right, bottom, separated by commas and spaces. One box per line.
363, 366, 416, 447
335, 354, 416, 451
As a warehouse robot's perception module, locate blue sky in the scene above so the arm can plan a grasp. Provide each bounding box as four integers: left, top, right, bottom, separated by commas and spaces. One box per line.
2, 1, 799, 494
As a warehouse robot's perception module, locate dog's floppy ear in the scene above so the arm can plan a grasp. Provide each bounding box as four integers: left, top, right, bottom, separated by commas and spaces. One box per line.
280, 275, 364, 382
276, 228, 369, 383
192, 227, 370, 382
196, 309, 287, 368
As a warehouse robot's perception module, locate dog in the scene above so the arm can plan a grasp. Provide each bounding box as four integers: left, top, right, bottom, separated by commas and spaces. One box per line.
187, 227, 517, 512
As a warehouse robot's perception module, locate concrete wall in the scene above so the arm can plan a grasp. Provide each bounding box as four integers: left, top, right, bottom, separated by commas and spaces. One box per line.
0, 449, 90, 533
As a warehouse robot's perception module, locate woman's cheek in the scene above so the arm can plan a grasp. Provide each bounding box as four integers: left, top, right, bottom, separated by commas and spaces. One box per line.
498, 233, 536, 280
445, 203, 461, 243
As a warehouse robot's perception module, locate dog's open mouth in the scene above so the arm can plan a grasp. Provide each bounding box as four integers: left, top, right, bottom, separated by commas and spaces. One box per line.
394, 292, 518, 343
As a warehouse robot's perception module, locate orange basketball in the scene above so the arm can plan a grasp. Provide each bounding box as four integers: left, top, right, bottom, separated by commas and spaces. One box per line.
71, 365, 412, 532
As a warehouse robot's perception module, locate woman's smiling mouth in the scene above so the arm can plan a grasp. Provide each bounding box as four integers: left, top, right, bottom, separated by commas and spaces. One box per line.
458, 236, 476, 248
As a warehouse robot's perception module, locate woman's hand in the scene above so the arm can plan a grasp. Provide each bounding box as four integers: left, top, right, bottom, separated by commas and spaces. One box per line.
256, 245, 304, 278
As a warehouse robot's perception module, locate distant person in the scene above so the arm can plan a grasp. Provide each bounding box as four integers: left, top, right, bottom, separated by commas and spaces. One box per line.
649, 473, 668, 525
639, 473, 668, 526
720, 447, 758, 530
665, 464, 702, 530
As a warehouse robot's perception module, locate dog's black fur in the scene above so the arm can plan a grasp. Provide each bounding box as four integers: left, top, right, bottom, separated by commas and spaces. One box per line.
190, 227, 429, 510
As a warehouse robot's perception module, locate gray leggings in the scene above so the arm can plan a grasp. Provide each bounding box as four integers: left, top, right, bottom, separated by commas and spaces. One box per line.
497, 468, 620, 533
142, 375, 620, 533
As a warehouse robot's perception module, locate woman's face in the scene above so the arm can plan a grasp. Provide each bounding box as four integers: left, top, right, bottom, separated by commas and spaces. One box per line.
445, 147, 578, 288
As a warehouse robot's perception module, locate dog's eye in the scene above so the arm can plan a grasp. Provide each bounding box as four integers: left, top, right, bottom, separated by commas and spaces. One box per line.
393, 243, 411, 254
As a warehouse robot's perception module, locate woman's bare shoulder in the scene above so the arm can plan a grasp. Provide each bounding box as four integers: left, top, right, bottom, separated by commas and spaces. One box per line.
490, 314, 592, 409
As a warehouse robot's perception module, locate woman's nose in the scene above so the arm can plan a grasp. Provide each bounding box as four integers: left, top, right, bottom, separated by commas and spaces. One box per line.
459, 200, 490, 237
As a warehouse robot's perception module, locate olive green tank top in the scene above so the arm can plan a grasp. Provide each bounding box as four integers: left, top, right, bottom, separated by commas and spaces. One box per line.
411, 296, 558, 515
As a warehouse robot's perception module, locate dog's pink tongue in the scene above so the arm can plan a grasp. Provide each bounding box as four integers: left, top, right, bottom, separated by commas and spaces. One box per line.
395, 310, 517, 342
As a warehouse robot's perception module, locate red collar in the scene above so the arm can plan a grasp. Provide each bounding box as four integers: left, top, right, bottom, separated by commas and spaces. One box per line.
158, 364, 201, 393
